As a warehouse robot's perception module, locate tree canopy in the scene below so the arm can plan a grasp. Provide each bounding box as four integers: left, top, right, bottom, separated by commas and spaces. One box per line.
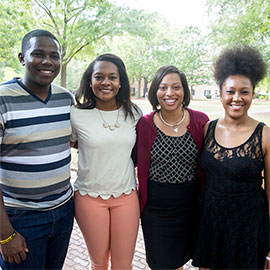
0, 0, 213, 94
0, 0, 159, 87
206, 0, 270, 96
1, 0, 269, 98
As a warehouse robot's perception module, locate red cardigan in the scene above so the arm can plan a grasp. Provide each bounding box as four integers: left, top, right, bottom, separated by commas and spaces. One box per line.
135, 108, 209, 212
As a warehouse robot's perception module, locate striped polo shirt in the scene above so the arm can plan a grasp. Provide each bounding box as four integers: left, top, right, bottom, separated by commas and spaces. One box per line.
0, 78, 74, 210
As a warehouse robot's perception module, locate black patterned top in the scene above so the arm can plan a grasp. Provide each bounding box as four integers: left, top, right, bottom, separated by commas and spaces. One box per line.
202, 120, 265, 194
148, 124, 198, 184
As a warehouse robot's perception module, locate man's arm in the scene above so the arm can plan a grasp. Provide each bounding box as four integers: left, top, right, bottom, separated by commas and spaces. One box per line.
0, 187, 28, 264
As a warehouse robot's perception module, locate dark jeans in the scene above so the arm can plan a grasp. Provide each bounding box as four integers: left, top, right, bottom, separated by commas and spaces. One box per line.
0, 197, 74, 270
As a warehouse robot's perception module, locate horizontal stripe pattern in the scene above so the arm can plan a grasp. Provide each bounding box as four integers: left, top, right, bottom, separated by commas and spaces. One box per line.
0, 155, 71, 172
5, 113, 70, 128
0, 78, 74, 210
2, 140, 69, 157
1, 166, 71, 188
0, 125, 70, 148
2, 178, 70, 196
2, 105, 72, 121
3, 127, 71, 145
0, 94, 75, 110
3, 188, 73, 210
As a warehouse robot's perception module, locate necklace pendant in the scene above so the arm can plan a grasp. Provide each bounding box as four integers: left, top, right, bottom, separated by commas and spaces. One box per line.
159, 110, 186, 133
98, 109, 121, 131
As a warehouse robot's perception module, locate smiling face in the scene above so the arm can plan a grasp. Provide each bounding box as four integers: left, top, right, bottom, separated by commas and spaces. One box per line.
19, 36, 61, 94
156, 72, 184, 112
221, 75, 253, 120
91, 61, 120, 110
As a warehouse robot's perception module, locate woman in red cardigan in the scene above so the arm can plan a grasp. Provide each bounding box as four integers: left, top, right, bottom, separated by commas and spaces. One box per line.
136, 65, 208, 269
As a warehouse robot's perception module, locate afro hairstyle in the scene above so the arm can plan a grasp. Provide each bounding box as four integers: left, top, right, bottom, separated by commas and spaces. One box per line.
214, 46, 267, 90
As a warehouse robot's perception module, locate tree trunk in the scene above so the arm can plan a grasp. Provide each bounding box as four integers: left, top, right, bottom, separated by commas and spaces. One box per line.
190, 84, 193, 100
143, 77, 148, 97
61, 63, 67, 88
137, 77, 141, 99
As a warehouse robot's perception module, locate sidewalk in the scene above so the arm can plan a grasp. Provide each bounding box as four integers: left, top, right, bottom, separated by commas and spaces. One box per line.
63, 171, 197, 270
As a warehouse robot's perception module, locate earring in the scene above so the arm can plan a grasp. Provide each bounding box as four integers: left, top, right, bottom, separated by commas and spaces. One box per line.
157, 104, 161, 110
90, 84, 92, 87
182, 101, 186, 108
119, 85, 121, 88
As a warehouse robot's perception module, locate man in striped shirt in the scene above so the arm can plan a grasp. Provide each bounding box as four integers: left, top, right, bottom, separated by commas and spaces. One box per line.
0, 29, 74, 270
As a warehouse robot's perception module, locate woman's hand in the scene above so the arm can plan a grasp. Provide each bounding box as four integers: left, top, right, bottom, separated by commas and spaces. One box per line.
70, 140, 78, 149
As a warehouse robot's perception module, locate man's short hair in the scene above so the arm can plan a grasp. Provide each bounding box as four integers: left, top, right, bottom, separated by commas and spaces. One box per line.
21, 29, 60, 54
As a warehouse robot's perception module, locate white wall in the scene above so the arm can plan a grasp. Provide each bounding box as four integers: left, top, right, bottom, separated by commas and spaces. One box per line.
192, 84, 219, 100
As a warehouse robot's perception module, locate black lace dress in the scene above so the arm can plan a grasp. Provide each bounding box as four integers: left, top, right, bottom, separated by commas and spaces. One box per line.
192, 120, 269, 269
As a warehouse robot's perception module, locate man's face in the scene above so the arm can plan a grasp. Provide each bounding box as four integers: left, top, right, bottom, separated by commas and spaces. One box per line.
18, 36, 61, 90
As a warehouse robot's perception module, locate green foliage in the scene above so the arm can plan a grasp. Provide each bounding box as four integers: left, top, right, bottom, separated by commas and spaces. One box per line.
94, 12, 174, 97
1, 0, 152, 87
32, 0, 164, 87
32, 0, 118, 62
0, 0, 214, 93
206, 0, 270, 50
170, 26, 212, 87
205, 0, 270, 94
95, 17, 212, 98
0, 0, 34, 70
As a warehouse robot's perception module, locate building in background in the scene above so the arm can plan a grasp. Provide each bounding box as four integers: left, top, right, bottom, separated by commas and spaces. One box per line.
132, 81, 220, 100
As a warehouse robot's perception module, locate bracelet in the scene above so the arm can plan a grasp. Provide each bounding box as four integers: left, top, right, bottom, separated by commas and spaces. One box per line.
266, 256, 270, 261
0, 231, 16, 245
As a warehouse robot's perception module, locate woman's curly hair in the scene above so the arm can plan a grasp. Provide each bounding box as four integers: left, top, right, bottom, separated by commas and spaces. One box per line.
214, 46, 267, 91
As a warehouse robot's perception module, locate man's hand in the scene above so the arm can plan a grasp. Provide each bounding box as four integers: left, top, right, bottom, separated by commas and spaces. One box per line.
0, 232, 28, 264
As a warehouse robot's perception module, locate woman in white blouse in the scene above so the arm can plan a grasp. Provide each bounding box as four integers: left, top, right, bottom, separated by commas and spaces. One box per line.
70, 54, 142, 270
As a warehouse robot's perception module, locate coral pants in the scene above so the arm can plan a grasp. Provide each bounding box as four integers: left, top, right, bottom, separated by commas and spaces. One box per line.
74, 190, 140, 270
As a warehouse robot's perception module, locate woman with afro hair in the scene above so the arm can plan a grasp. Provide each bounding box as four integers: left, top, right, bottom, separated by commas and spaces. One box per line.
192, 46, 270, 270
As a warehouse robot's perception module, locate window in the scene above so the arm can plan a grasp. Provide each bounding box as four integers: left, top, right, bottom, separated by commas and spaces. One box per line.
204, 89, 211, 96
